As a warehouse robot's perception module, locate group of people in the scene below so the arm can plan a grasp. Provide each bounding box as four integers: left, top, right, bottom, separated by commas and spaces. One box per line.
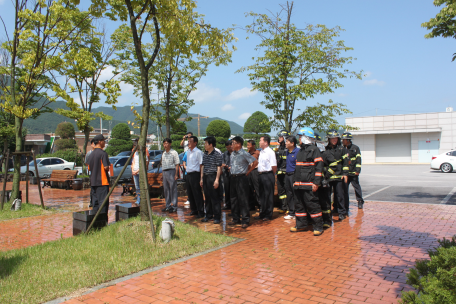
161, 128, 364, 236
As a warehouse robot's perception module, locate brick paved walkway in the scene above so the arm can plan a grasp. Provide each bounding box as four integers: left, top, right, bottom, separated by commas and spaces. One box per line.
61, 202, 456, 304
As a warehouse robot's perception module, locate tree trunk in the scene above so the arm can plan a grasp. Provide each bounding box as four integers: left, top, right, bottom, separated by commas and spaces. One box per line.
82, 125, 90, 175
10, 116, 23, 203
2, 140, 7, 173
139, 71, 151, 221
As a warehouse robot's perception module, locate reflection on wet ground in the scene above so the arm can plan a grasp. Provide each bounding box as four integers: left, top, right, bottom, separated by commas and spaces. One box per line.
2, 182, 456, 303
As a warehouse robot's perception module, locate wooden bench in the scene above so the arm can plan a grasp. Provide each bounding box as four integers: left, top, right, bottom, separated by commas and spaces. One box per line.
42, 170, 79, 190
147, 173, 163, 198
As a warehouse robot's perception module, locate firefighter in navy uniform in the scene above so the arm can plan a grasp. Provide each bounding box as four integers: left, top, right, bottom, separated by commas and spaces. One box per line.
321, 130, 349, 223
275, 130, 290, 214
290, 127, 325, 236
341, 132, 364, 211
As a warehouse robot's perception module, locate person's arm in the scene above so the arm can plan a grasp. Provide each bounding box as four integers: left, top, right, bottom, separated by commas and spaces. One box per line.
312, 149, 324, 192
200, 164, 204, 187
246, 160, 258, 176
270, 149, 277, 174
174, 152, 179, 180
102, 152, 110, 171
355, 146, 362, 175
342, 149, 349, 183
180, 136, 186, 147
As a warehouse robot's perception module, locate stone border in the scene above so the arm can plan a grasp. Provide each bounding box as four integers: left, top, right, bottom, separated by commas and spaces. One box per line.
45, 237, 244, 304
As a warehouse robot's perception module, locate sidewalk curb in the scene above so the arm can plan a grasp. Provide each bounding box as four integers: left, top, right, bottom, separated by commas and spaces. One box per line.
44, 237, 244, 304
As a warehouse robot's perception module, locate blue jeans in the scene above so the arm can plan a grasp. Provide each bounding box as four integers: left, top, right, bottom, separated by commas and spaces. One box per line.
133, 174, 140, 196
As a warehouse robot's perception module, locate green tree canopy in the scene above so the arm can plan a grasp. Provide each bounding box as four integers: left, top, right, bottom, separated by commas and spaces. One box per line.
111, 123, 131, 140
55, 122, 76, 139
422, 0, 456, 62
243, 111, 271, 134
237, 2, 362, 132
171, 121, 187, 136
206, 120, 231, 138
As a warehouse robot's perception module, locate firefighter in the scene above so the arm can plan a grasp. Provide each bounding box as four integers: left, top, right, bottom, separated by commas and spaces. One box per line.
290, 127, 324, 236
275, 130, 290, 214
321, 130, 349, 223
341, 132, 364, 211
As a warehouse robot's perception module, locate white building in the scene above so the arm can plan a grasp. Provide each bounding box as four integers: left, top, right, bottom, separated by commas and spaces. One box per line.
345, 109, 456, 164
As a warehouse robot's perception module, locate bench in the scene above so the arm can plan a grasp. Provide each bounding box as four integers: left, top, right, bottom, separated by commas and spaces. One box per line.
147, 173, 163, 198
41, 170, 79, 190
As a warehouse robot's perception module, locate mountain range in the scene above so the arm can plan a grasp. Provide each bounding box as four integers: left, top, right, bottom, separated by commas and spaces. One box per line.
23, 100, 244, 136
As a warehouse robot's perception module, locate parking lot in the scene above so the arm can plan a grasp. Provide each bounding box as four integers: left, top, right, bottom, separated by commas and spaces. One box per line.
352, 164, 456, 205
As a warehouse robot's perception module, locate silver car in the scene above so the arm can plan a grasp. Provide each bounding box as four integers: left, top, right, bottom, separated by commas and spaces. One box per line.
20, 157, 76, 177
110, 156, 153, 182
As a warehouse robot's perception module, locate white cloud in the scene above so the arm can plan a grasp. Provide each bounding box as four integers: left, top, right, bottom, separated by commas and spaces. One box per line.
221, 104, 234, 111
226, 87, 258, 101
190, 83, 222, 103
238, 112, 251, 120
364, 79, 385, 86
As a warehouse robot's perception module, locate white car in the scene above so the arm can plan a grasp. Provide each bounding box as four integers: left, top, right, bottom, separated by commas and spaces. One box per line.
21, 157, 76, 177
430, 150, 456, 173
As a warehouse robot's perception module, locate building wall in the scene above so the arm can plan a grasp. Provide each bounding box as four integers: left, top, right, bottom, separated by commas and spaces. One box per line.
350, 134, 376, 163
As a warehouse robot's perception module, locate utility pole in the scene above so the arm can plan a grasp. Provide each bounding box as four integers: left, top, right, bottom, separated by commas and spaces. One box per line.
178, 114, 208, 137
100, 117, 102, 134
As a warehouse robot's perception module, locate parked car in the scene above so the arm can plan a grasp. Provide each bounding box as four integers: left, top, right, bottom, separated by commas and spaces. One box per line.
431, 150, 456, 173
20, 157, 76, 177
110, 156, 154, 182
150, 154, 162, 169
147, 153, 185, 173
117, 151, 132, 157
149, 150, 163, 158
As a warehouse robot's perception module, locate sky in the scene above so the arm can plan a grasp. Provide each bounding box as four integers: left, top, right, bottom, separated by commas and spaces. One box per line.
1, 0, 455, 130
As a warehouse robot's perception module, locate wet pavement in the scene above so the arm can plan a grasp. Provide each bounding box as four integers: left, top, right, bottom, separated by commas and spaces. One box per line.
2, 181, 456, 303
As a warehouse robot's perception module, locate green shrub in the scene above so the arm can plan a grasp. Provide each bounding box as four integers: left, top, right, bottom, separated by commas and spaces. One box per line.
54, 138, 77, 151
243, 111, 271, 134
206, 120, 231, 138
55, 122, 75, 139
111, 123, 131, 141
40, 149, 83, 166
400, 236, 456, 304
105, 139, 133, 156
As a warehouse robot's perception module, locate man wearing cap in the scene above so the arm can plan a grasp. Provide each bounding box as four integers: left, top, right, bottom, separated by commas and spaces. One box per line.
86, 134, 110, 213
342, 132, 364, 211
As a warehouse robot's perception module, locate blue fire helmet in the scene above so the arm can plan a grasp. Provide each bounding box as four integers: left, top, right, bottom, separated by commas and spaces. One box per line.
297, 127, 315, 138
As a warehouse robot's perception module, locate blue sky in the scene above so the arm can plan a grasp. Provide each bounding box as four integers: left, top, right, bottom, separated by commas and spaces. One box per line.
1, 0, 455, 129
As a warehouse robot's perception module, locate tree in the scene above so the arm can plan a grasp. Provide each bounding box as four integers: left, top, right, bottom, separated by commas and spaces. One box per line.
422, 0, 456, 62
54, 122, 77, 151
95, 0, 235, 220
244, 111, 271, 134
171, 121, 187, 135
0, 0, 92, 203
55, 25, 121, 174
206, 120, 231, 138
105, 123, 132, 156
237, 1, 362, 133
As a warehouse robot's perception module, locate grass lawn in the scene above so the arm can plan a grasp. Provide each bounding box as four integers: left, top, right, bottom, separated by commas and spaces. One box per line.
0, 203, 55, 221
0, 216, 235, 304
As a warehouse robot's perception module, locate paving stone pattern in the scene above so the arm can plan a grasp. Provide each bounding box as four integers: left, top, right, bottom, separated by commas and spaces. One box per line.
2, 182, 456, 303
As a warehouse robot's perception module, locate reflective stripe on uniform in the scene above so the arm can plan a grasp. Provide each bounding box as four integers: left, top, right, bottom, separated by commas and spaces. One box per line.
356, 164, 361, 168
330, 175, 342, 179
277, 171, 285, 174
296, 213, 307, 217
314, 157, 323, 162
350, 157, 356, 161
322, 210, 331, 214
281, 156, 287, 159
343, 167, 349, 170
294, 182, 314, 186
342, 154, 348, 159
329, 160, 341, 167
297, 162, 314, 166
356, 154, 361, 157
310, 212, 322, 218
279, 195, 287, 199
315, 172, 322, 177
328, 168, 335, 174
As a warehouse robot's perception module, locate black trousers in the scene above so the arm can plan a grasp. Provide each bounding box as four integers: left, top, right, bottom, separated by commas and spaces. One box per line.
217, 174, 224, 203
248, 169, 260, 209
186, 172, 205, 217
317, 184, 337, 224
91, 185, 109, 213
259, 172, 275, 219
294, 188, 323, 231
230, 174, 250, 224
203, 173, 221, 220
277, 173, 287, 210
284, 174, 296, 216
223, 171, 231, 208
344, 175, 364, 212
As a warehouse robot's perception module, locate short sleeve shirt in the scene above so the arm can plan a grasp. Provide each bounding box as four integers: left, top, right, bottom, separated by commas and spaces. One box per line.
186, 147, 203, 173
230, 149, 256, 175
161, 149, 179, 170
87, 148, 110, 186
258, 146, 277, 172
202, 150, 222, 174
286, 147, 300, 173
183, 140, 189, 152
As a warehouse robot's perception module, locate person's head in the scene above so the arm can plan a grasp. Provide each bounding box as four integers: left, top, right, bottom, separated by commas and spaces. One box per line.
188, 135, 198, 149
92, 134, 106, 148
90, 139, 95, 149
204, 136, 216, 152
326, 129, 340, 147
259, 136, 270, 149
246, 140, 256, 151
231, 136, 244, 151
225, 140, 233, 152
185, 132, 193, 139
286, 136, 297, 150
341, 132, 352, 147
132, 139, 138, 150
163, 138, 172, 150
297, 127, 315, 145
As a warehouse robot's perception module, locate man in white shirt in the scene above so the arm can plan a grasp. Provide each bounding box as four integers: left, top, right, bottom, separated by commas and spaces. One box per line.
185, 135, 205, 218
255, 135, 277, 221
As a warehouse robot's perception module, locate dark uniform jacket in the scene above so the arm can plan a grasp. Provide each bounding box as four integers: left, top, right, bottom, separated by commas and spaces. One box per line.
344, 143, 362, 176
293, 144, 324, 190
322, 144, 349, 181
276, 143, 287, 175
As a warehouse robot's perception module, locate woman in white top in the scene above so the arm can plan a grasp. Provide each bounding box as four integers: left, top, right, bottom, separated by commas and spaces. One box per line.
131, 140, 149, 204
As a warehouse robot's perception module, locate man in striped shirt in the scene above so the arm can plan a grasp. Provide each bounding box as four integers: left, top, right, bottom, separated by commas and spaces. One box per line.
200, 136, 223, 224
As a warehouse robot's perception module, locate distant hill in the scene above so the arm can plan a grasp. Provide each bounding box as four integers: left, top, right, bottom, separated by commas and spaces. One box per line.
23, 100, 244, 136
